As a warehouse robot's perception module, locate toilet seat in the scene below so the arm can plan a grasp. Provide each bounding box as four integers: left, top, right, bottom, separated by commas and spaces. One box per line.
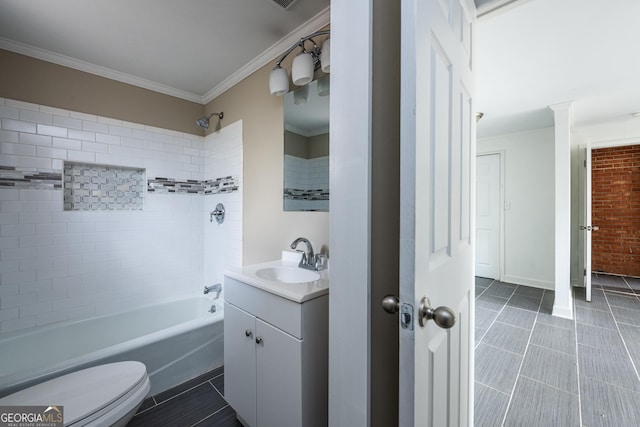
0, 361, 150, 426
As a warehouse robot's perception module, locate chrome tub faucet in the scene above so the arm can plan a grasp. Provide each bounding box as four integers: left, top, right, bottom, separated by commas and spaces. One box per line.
204, 283, 222, 299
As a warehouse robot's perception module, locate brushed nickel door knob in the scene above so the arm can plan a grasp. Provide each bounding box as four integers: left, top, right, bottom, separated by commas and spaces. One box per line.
419, 297, 456, 329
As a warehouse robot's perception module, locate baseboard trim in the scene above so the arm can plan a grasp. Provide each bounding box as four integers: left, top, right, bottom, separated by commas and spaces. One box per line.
552, 303, 574, 320
502, 274, 554, 290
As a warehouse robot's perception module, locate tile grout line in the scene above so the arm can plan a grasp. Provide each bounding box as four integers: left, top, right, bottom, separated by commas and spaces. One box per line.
473, 279, 497, 349
132, 396, 159, 417
601, 290, 640, 384
621, 275, 640, 303
479, 341, 530, 358
499, 287, 544, 427
146, 378, 216, 409
474, 280, 517, 352
518, 373, 580, 397
190, 404, 231, 427
209, 378, 226, 400
597, 273, 635, 296
475, 380, 511, 397
572, 287, 584, 427
475, 278, 495, 298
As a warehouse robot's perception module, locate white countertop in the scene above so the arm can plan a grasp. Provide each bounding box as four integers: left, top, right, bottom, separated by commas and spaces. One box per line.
224, 257, 329, 303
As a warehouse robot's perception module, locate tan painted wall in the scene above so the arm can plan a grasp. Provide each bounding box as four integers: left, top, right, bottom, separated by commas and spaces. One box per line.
285, 131, 329, 159
309, 132, 329, 158
205, 61, 329, 265
0, 49, 204, 135
0, 45, 328, 266
284, 130, 310, 158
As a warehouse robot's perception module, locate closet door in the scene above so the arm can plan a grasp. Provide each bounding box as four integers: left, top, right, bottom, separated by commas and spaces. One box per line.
476, 153, 501, 279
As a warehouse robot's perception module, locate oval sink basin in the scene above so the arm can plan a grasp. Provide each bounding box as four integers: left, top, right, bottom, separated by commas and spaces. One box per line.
255, 267, 320, 284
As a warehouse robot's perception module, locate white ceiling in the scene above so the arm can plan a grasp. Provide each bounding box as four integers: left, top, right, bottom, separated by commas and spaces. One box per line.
0, 0, 330, 104
476, 0, 640, 137
284, 79, 330, 137
1, 0, 638, 138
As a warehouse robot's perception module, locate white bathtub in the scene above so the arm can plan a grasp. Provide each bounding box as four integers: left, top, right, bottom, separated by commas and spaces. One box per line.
0, 296, 224, 398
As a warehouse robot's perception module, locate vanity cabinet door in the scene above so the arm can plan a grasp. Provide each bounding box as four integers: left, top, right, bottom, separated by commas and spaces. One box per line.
255, 318, 302, 427
224, 302, 257, 427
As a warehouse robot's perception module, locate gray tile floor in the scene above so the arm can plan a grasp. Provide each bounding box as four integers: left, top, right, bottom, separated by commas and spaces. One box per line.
475, 274, 640, 427
127, 274, 640, 426
129, 366, 242, 427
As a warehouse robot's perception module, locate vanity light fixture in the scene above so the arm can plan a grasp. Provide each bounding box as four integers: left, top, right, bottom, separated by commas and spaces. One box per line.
293, 85, 309, 105
317, 75, 330, 97
269, 30, 330, 96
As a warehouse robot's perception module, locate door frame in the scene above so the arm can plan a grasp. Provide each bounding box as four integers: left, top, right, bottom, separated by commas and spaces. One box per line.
579, 138, 640, 297
475, 150, 505, 281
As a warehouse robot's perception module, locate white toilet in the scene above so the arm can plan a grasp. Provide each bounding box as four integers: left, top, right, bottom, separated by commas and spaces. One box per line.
0, 361, 150, 427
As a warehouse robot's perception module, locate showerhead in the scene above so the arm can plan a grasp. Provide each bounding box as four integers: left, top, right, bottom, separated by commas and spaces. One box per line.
195, 112, 224, 129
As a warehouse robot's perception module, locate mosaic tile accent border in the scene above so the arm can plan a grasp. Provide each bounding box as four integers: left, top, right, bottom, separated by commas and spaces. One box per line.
148, 176, 239, 195
0, 166, 62, 189
284, 187, 329, 201
63, 162, 145, 211
1, 164, 239, 206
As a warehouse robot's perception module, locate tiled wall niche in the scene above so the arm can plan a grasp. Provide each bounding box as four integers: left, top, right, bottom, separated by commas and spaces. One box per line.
0, 97, 243, 334
63, 162, 145, 211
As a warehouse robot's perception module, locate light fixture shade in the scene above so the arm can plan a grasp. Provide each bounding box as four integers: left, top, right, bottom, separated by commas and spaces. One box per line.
292, 52, 314, 86
317, 75, 330, 97
293, 85, 309, 105
320, 37, 330, 73
269, 66, 289, 96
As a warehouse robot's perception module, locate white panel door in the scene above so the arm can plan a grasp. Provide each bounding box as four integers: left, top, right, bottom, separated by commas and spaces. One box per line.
476, 154, 500, 279
399, 0, 475, 426
584, 146, 592, 301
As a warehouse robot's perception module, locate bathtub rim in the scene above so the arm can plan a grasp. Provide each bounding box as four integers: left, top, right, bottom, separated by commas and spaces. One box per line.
0, 294, 223, 396
0, 293, 222, 341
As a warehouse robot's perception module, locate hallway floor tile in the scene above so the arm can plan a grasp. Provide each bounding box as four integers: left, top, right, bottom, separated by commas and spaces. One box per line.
475, 275, 640, 426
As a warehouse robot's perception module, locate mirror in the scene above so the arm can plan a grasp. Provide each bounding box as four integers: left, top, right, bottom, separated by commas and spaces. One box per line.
283, 77, 330, 212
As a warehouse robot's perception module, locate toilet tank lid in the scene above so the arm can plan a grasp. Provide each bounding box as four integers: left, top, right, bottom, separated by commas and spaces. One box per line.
0, 361, 148, 425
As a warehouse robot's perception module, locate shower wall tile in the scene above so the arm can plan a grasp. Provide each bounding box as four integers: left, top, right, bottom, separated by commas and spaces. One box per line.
63, 162, 145, 211
20, 109, 52, 125
0, 97, 243, 334
2, 118, 37, 134
284, 154, 329, 211
53, 115, 82, 130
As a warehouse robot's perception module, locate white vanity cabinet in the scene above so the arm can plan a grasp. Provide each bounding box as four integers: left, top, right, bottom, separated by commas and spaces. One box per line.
224, 276, 328, 427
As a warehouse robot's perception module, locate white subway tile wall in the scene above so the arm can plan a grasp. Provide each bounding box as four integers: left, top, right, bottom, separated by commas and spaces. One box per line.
203, 120, 243, 288
0, 97, 243, 334
283, 154, 329, 211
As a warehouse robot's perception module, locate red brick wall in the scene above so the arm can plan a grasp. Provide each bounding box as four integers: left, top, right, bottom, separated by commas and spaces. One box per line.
591, 145, 640, 277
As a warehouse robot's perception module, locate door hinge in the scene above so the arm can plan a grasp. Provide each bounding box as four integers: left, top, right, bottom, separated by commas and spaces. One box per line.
584, 268, 587, 276
584, 159, 587, 167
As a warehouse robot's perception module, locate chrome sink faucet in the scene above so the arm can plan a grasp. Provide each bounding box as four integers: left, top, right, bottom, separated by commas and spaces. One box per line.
290, 237, 316, 271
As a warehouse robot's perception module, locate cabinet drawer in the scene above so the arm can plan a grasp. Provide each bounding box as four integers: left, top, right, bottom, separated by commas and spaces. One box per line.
225, 276, 303, 339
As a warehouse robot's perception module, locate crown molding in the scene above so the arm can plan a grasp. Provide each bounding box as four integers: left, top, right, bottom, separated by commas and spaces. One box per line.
0, 6, 330, 106
0, 37, 205, 104
202, 6, 330, 104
